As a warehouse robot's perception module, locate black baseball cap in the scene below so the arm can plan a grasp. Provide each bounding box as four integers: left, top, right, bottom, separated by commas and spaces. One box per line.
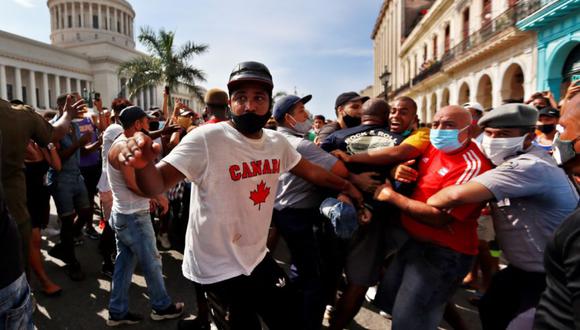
119, 106, 152, 128
335, 92, 369, 109
538, 107, 560, 118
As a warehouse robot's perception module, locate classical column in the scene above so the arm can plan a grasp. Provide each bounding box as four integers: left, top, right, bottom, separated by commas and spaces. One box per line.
122, 12, 126, 35
55, 75, 61, 98
29, 70, 37, 108
14, 67, 22, 101
80, 2, 85, 28
98, 4, 102, 30
0, 64, 6, 100
71, 1, 76, 28
139, 89, 144, 108
64, 2, 69, 28
76, 79, 81, 94
145, 86, 151, 110
89, 2, 93, 28
66, 77, 71, 93
42, 72, 49, 109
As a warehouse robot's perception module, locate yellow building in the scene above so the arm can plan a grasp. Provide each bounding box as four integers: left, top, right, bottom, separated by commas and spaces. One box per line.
372, 0, 543, 124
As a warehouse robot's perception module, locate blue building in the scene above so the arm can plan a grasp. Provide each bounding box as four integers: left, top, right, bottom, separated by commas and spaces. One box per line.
518, 0, 580, 101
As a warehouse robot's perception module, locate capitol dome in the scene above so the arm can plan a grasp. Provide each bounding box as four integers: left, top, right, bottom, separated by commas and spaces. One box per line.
47, 0, 136, 50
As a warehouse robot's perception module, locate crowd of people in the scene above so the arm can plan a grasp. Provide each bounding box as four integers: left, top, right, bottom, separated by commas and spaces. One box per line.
1, 60, 579, 330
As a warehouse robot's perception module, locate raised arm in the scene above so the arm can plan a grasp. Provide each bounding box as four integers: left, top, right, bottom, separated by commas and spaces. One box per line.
427, 181, 493, 209
51, 96, 86, 142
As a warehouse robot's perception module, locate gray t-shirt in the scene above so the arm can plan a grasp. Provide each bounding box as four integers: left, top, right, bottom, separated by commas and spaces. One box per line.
473, 146, 579, 272
275, 127, 338, 210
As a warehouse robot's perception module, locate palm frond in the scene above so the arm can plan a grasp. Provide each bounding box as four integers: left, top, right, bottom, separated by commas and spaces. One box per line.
176, 42, 209, 62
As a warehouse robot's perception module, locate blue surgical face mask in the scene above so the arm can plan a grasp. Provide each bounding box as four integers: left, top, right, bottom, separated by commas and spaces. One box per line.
430, 126, 469, 153
289, 115, 313, 135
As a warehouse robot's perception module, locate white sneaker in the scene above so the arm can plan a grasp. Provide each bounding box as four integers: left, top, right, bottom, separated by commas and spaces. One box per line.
323, 305, 335, 321
365, 285, 377, 303
157, 233, 171, 249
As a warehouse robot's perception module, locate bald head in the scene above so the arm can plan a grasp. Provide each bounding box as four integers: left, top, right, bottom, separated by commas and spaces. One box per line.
433, 105, 472, 129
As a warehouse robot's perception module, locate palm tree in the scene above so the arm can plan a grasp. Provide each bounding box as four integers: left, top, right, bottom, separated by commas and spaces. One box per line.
118, 26, 208, 105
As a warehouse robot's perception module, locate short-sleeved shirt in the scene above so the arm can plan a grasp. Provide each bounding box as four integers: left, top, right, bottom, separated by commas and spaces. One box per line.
401, 127, 431, 153
402, 142, 493, 255
76, 117, 100, 167
321, 124, 403, 178
0, 100, 53, 223
97, 123, 124, 192
275, 126, 338, 210
48, 122, 82, 184
473, 145, 579, 272
162, 122, 301, 284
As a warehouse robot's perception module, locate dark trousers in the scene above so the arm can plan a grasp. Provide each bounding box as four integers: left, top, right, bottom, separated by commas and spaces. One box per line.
479, 265, 546, 330
202, 253, 300, 330
272, 207, 338, 330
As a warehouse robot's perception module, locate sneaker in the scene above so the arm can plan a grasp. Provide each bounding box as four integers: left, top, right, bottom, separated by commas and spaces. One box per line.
101, 262, 114, 279
157, 233, 171, 250
150, 302, 184, 321
107, 311, 143, 327
323, 305, 335, 321
84, 225, 100, 240
365, 285, 377, 303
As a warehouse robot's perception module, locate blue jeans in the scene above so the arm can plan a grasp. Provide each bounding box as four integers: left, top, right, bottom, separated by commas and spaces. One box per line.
375, 239, 474, 330
108, 211, 171, 318
0, 273, 33, 330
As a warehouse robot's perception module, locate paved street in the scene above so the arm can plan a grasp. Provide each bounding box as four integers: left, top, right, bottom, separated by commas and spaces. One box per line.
32, 209, 482, 330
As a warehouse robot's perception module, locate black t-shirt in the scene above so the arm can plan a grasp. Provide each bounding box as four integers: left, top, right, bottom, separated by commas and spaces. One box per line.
0, 131, 24, 289
320, 124, 403, 175
535, 208, 580, 329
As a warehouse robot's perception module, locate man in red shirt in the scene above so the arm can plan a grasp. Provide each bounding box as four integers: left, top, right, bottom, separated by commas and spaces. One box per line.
372, 105, 492, 329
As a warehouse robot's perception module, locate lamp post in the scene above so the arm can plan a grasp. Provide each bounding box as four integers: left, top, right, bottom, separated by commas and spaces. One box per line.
379, 66, 391, 101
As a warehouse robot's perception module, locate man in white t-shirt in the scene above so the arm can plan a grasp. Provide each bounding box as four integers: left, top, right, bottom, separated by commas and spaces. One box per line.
110, 61, 363, 329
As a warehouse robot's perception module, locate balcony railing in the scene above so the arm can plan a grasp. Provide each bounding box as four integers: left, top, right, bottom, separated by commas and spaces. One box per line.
441, 0, 542, 63
394, 0, 544, 96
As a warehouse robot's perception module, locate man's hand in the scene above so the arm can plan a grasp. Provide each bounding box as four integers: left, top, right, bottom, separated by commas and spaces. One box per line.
64, 95, 87, 119
374, 181, 395, 202
392, 159, 418, 183
161, 123, 181, 136
350, 172, 381, 194
117, 132, 161, 169
331, 150, 352, 163
358, 207, 372, 225
342, 182, 364, 207
152, 195, 169, 215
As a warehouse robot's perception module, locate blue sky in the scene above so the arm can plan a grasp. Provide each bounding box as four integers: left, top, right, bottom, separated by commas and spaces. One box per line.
3, 0, 381, 119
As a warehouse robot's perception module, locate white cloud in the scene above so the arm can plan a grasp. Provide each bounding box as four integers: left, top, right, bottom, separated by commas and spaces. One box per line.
12, 0, 37, 8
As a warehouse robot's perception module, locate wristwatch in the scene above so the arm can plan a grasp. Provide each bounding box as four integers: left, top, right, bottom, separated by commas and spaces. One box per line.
47, 142, 55, 151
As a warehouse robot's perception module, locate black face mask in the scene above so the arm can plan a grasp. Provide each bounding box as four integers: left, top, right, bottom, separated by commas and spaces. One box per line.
149, 121, 160, 131
538, 124, 556, 134
231, 111, 271, 135
343, 114, 361, 128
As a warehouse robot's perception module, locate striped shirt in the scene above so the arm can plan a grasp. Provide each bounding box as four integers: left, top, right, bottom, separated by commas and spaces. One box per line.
401, 142, 493, 255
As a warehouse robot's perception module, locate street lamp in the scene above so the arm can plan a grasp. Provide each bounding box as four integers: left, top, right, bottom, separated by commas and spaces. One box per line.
379, 66, 391, 101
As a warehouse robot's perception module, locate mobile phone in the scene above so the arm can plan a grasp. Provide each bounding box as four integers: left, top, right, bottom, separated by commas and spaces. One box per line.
164, 86, 170, 95
571, 74, 580, 84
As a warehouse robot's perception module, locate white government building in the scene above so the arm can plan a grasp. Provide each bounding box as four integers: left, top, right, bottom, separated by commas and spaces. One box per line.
0, 0, 202, 112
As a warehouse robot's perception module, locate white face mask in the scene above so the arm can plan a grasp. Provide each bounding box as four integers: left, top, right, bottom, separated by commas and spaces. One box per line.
481, 134, 526, 166
288, 115, 313, 135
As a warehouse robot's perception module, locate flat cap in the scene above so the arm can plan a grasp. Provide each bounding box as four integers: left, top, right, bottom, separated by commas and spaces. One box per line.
477, 103, 538, 128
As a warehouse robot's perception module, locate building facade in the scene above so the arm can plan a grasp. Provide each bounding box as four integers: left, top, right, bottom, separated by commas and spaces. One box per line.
372, 0, 549, 124
518, 0, 580, 101
0, 0, 202, 112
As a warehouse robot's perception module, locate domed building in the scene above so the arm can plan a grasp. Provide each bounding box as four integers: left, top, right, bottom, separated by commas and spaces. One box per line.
0, 0, 202, 111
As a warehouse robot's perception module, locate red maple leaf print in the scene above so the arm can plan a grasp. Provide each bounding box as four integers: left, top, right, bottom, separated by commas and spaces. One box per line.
249, 180, 270, 210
